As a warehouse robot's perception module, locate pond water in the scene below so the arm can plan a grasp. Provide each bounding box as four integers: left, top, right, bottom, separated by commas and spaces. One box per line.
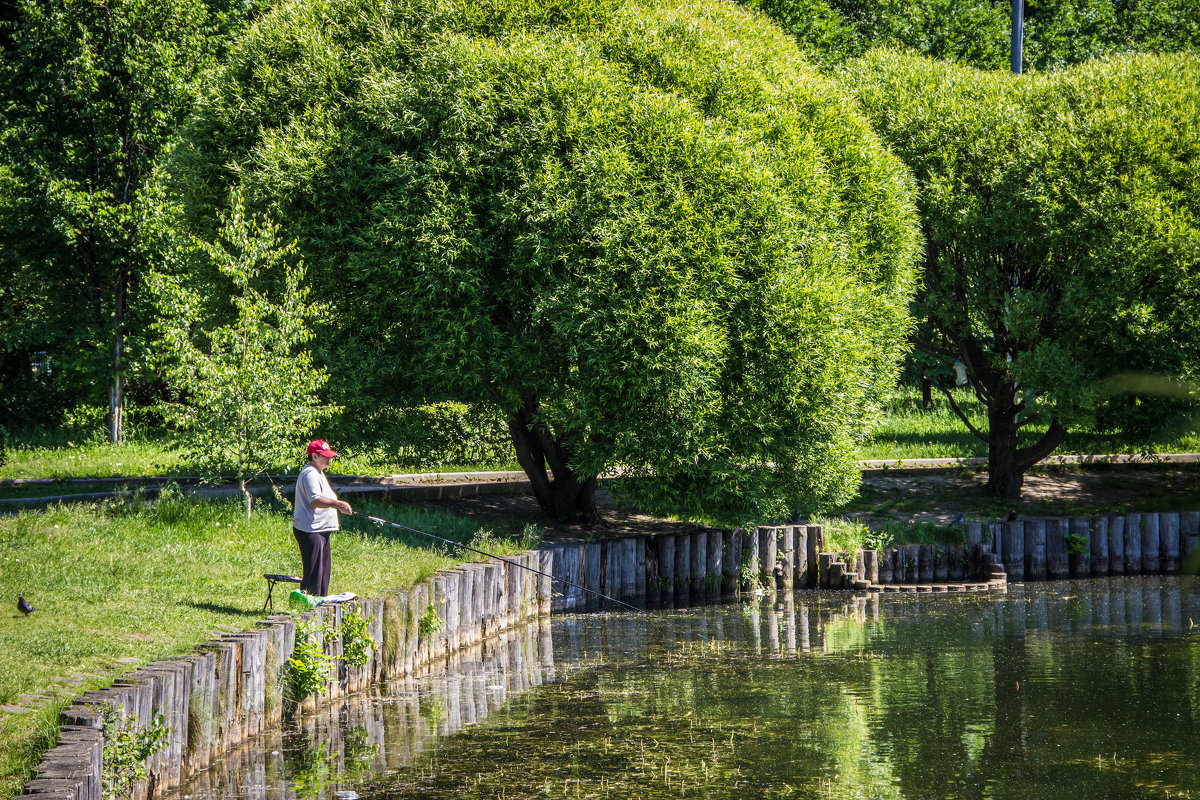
176, 577, 1200, 800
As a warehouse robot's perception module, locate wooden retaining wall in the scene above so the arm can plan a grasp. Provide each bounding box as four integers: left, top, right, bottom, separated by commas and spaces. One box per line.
20, 511, 1200, 800
974, 511, 1200, 583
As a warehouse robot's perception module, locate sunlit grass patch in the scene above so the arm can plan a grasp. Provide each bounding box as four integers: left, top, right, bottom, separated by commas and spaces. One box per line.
0, 491, 526, 799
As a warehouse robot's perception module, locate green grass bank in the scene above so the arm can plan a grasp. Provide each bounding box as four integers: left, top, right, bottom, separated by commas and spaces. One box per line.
0, 491, 532, 800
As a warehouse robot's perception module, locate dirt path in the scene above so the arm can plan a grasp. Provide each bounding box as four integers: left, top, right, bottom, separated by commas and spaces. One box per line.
419, 463, 1200, 543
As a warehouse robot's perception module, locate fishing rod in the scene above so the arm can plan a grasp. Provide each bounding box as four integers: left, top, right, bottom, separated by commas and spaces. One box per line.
350, 510, 649, 615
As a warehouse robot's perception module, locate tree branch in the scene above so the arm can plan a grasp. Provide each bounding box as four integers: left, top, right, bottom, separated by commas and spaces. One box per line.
1016, 406, 1049, 429
1013, 419, 1068, 473
935, 383, 989, 442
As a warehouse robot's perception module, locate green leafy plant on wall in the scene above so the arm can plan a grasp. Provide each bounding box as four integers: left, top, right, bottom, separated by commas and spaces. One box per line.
286, 617, 335, 702
100, 705, 170, 800
418, 603, 444, 641
340, 608, 375, 669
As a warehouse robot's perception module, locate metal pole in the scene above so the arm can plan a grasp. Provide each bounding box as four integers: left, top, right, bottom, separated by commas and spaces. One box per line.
1011, 0, 1024, 74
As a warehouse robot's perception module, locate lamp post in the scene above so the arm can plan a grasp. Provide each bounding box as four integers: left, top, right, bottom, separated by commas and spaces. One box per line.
1011, 0, 1024, 74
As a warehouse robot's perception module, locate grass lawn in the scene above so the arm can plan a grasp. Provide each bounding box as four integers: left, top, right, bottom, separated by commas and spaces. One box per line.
859, 388, 1200, 460
0, 428, 519, 483
0, 491, 533, 800
6, 390, 1198, 485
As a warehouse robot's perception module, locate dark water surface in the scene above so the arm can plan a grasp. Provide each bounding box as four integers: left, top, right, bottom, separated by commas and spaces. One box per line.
176, 578, 1200, 800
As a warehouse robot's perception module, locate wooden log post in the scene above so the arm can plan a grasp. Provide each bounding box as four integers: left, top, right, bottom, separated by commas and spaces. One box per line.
706, 530, 722, 600
793, 526, 809, 589
1142, 513, 1161, 574
722, 530, 741, 597
904, 545, 920, 584
644, 537, 663, 607
1046, 518, 1070, 580
1024, 519, 1047, 581
878, 547, 893, 584
779, 527, 795, 594
947, 546, 966, 581
539, 550, 555, 615
965, 523, 983, 551
1107, 514, 1126, 576
828, 559, 845, 590
863, 549, 879, 585
1002, 521, 1025, 582
989, 523, 1004, 562
1090, 516, 1110, 576
807, 525, 823, 587
1161, 512, 1181, 574
676, 532, 692, 604
601, 542, 620, 608
583, 543, 602, 612
918, 544, 934, 583
658, 535, 676, 605
1068, 518, 1091, 578
818, 553, 834, 589
757, 527, 777, 593
931, 546, 948, 582
1183, 511, 1200, 569
691, 531, 708, 597
1125, 513, 1144, 574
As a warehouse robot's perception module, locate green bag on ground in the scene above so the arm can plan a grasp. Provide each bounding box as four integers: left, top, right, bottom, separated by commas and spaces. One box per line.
289, 589, 319, 611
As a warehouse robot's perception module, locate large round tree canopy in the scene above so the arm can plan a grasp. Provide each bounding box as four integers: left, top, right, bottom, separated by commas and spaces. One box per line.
169, 0, 921, 522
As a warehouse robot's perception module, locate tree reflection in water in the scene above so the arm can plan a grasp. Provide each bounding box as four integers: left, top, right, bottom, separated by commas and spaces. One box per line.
168, 577, 1200, 800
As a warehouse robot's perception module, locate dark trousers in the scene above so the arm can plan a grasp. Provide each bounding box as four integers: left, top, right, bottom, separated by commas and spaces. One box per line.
293, 527, 331, 596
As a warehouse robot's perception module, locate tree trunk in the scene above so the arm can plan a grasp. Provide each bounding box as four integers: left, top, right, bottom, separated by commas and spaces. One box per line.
507, 396, 600, 523
240, 478, 252, 519
108, 268, 127, 444
983, 379, 1067, 500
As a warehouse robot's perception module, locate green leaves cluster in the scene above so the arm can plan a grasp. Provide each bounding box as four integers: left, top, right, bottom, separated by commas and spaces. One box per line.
840, 51, 1200, 494
169, 0, 921, 522
148, 192, 336, 512
340, 609, 376, 669
743, 0, 1200, 72
100, 705, 170, 800
285, 617, 335, 703
0, 0, 261, 433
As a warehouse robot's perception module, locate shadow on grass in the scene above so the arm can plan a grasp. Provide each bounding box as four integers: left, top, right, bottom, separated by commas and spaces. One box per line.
183, 600, 263, 617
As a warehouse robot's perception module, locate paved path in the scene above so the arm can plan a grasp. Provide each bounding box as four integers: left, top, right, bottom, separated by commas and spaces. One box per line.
4, 453, 1200, 511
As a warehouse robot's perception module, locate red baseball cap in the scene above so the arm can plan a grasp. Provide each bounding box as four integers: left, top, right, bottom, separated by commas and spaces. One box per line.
306, 440, 339, 458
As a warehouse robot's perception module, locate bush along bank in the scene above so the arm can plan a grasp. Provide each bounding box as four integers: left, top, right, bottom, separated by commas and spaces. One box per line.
20, 513, 1200, 800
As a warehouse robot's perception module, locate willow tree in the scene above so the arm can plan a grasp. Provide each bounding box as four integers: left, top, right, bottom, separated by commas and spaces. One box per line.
166, 0, 920, 522
841, 52, 1200, 499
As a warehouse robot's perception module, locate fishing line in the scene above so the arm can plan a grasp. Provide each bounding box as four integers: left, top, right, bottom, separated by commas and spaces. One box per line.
350, 510, 650, 615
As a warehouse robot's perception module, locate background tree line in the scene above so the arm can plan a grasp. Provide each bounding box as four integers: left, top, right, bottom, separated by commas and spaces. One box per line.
1, 0, 1199, 516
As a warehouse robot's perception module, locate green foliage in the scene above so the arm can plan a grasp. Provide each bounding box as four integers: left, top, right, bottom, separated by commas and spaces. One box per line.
816, 516, 870, 553
168, 0, 921, 523
285, 617, 335, 702
338, 402, 512, 472
0, 0, 261, 434
1065, 532, 1089, 555
742, 0, 1200, 71
148, 191, 336, 514
100, 705, 170, 800
841, 51, 1200, 496
340, 608, 375, 669
862, 526, 895, 553
418, 603, 444, 641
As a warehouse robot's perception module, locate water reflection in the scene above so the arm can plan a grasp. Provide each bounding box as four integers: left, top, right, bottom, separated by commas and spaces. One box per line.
173, 577, 1200, 800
